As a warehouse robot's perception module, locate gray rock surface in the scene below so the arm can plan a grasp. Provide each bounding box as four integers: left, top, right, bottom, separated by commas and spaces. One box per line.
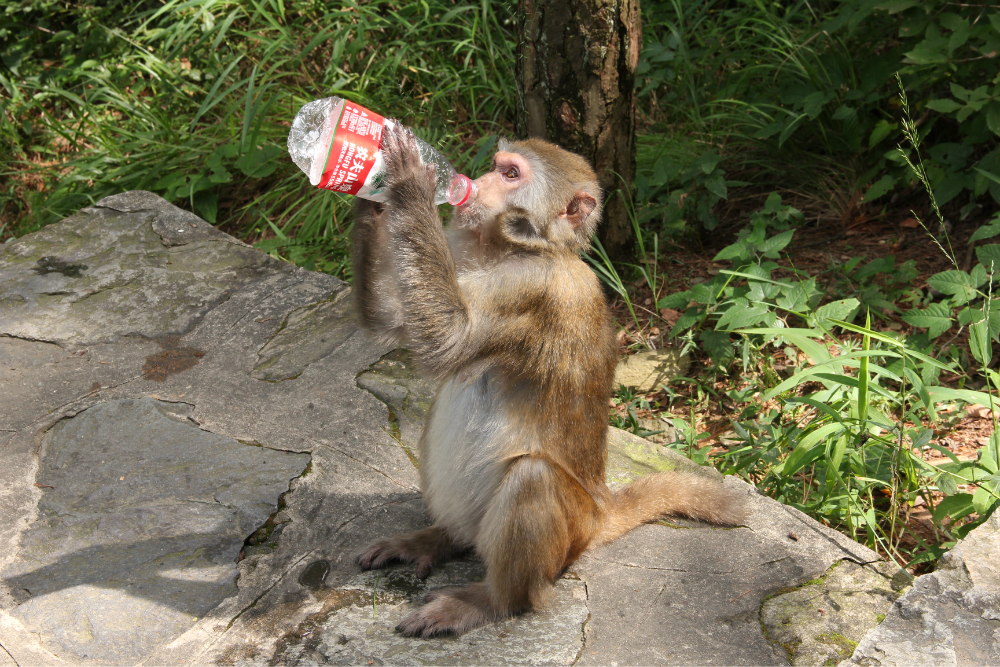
4, 398, 309, 665
762, 560, 902, 666
0, 192, 900, 666
613, 348, 690, 393
841, 511, 1000, 666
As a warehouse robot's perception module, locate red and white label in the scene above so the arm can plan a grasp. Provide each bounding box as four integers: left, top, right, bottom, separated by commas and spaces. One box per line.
317, 101, 386, 195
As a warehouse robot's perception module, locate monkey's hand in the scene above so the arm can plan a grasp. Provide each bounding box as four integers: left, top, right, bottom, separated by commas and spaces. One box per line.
381, 123, 437, 210
396, 584, 494, 637
356, 538, 437, 579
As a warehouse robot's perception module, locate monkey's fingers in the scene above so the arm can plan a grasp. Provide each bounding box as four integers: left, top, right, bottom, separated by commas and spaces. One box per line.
395, 586, 492, 637
382, 124, 425, 188
355, 539, 405, 571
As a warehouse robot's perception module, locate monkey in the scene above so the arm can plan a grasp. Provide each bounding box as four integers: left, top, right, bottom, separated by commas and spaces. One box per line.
350, 124, 746, 638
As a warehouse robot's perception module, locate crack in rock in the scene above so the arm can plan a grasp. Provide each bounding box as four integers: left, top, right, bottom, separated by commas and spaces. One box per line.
2, 398, 310, 665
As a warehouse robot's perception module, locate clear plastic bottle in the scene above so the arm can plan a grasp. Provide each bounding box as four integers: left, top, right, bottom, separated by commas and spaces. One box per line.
287, 97, 475, 206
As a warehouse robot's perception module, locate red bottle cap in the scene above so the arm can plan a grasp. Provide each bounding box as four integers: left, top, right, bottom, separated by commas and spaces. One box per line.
448, 174, 477, 207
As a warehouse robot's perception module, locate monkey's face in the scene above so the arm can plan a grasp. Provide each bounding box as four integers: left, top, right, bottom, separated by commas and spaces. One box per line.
453, 144, 599, 253
453, 150, 533, 233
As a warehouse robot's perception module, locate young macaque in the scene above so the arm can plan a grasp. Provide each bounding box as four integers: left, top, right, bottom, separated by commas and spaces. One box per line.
352, 125, 745, 637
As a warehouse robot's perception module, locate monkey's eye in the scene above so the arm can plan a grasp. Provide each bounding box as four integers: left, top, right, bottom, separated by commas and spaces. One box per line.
503, 166, 519, 180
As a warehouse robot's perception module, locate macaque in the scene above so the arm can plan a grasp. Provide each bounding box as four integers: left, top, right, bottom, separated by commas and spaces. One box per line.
351, 125, 745, 637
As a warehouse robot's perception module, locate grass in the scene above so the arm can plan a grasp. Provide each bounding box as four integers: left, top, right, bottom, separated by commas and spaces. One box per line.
1, 0, 516, 276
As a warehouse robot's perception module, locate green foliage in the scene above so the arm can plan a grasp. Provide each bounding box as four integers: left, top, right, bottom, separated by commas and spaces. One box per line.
629, 77, 1000, 561
611, 384, 664, 439
0, 0, 516, 274
636, 0, 1000, 236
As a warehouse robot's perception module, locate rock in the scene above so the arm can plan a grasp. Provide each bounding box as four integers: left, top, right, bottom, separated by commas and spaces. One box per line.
1, 192, 907, 666
605, 426, 712, 488
0, 191, 284, 346
272, 564, 588, 666
635, 416, 682, 445
613, 348, 690, 393
2, 398, 309, 665
840, 511, 1000, 666
761, 560, 903, 666
354, 348, 434, 464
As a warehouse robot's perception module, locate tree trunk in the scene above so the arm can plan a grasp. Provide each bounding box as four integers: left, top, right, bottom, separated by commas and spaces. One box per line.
516, 0, 641, 261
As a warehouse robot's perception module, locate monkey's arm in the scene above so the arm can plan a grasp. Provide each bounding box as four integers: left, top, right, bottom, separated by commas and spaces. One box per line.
381, 126, 473, 375
351, 198, 405, 344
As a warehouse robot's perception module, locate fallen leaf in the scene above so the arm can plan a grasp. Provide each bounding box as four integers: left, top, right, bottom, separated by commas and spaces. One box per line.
967, 404, 995, 419
900, 217, 920, 229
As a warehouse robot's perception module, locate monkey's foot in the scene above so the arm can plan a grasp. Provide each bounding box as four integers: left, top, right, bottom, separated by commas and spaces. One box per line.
355, 526, 458, 579
396, 584, 496, 637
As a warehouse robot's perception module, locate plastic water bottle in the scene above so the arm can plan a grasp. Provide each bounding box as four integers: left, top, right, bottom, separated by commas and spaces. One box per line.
287, 97, 476, 206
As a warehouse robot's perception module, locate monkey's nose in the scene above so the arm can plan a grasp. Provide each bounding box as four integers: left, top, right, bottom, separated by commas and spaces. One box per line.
448, 175, 478, 207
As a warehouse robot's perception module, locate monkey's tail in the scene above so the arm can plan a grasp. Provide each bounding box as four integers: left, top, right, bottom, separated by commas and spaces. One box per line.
596, 472, 747, 544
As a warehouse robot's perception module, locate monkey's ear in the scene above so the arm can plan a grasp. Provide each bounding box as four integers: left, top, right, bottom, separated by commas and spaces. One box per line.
560, 192, 598, 230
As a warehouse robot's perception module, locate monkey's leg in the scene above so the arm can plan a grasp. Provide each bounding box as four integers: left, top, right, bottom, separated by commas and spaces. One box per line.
356, 526, 462, 579
395, 457, 577, 637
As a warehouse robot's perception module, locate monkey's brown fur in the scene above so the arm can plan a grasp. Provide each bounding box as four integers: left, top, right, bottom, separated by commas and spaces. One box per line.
352, 126, 746, 637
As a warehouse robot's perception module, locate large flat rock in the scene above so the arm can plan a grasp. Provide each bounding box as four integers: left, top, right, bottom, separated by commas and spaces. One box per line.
841, 511, 1000, 666
4, 398, 309, 664
1, 192, 894, 666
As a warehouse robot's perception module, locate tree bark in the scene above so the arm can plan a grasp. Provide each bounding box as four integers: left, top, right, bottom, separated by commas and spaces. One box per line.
516, 0, 641, 261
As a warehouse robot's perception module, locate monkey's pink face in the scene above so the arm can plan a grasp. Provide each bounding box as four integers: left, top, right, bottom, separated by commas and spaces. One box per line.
453, 151, 533, 233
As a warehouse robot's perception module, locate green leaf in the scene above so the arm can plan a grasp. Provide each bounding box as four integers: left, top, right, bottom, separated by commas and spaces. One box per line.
208, 166, 231, 184
236, 145, 283, 178
704, 174, 728, 200
902, 302, 953, 338
987, 101, 1000, 137
757, 230, 795, 257
973, 485, 1000, 515
977, 245, 1000, 272
193, 191, 218, 225
932, 493, 975, 523
927, 270, 977, 305
776, 284, 808, 312
970, 312, 993, 366
669, 307, 703, 337
778, 114, 806, 147
813, 298, 861, 328
947, 18, 970, 54
801, 91, 829, 119
971, 221, 1000, 243
690, 282, 716, 305
795, 423, 847, 463
926, 98, 963, 114
877, 0, 918, 12
713, 241, 749, 262
863, 175, 895, 202
657, 291, 692, 310
700, 329, 734, 363
904, 36, 949, 64
717, 298, 771, 330
697, 152, 722, 174
868, 119, 897, 147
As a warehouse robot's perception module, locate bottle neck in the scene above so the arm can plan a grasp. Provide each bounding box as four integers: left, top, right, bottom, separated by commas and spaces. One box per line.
448, 175, 477, 207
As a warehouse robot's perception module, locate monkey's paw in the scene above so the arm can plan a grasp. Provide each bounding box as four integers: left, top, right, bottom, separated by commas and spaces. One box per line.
355, 538, 436, 579
381, 123, 437, 203
396, 585, 494, 637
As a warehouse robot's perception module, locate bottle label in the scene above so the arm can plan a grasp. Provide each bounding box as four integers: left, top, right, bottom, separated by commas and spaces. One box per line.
318, 101, 388, 198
